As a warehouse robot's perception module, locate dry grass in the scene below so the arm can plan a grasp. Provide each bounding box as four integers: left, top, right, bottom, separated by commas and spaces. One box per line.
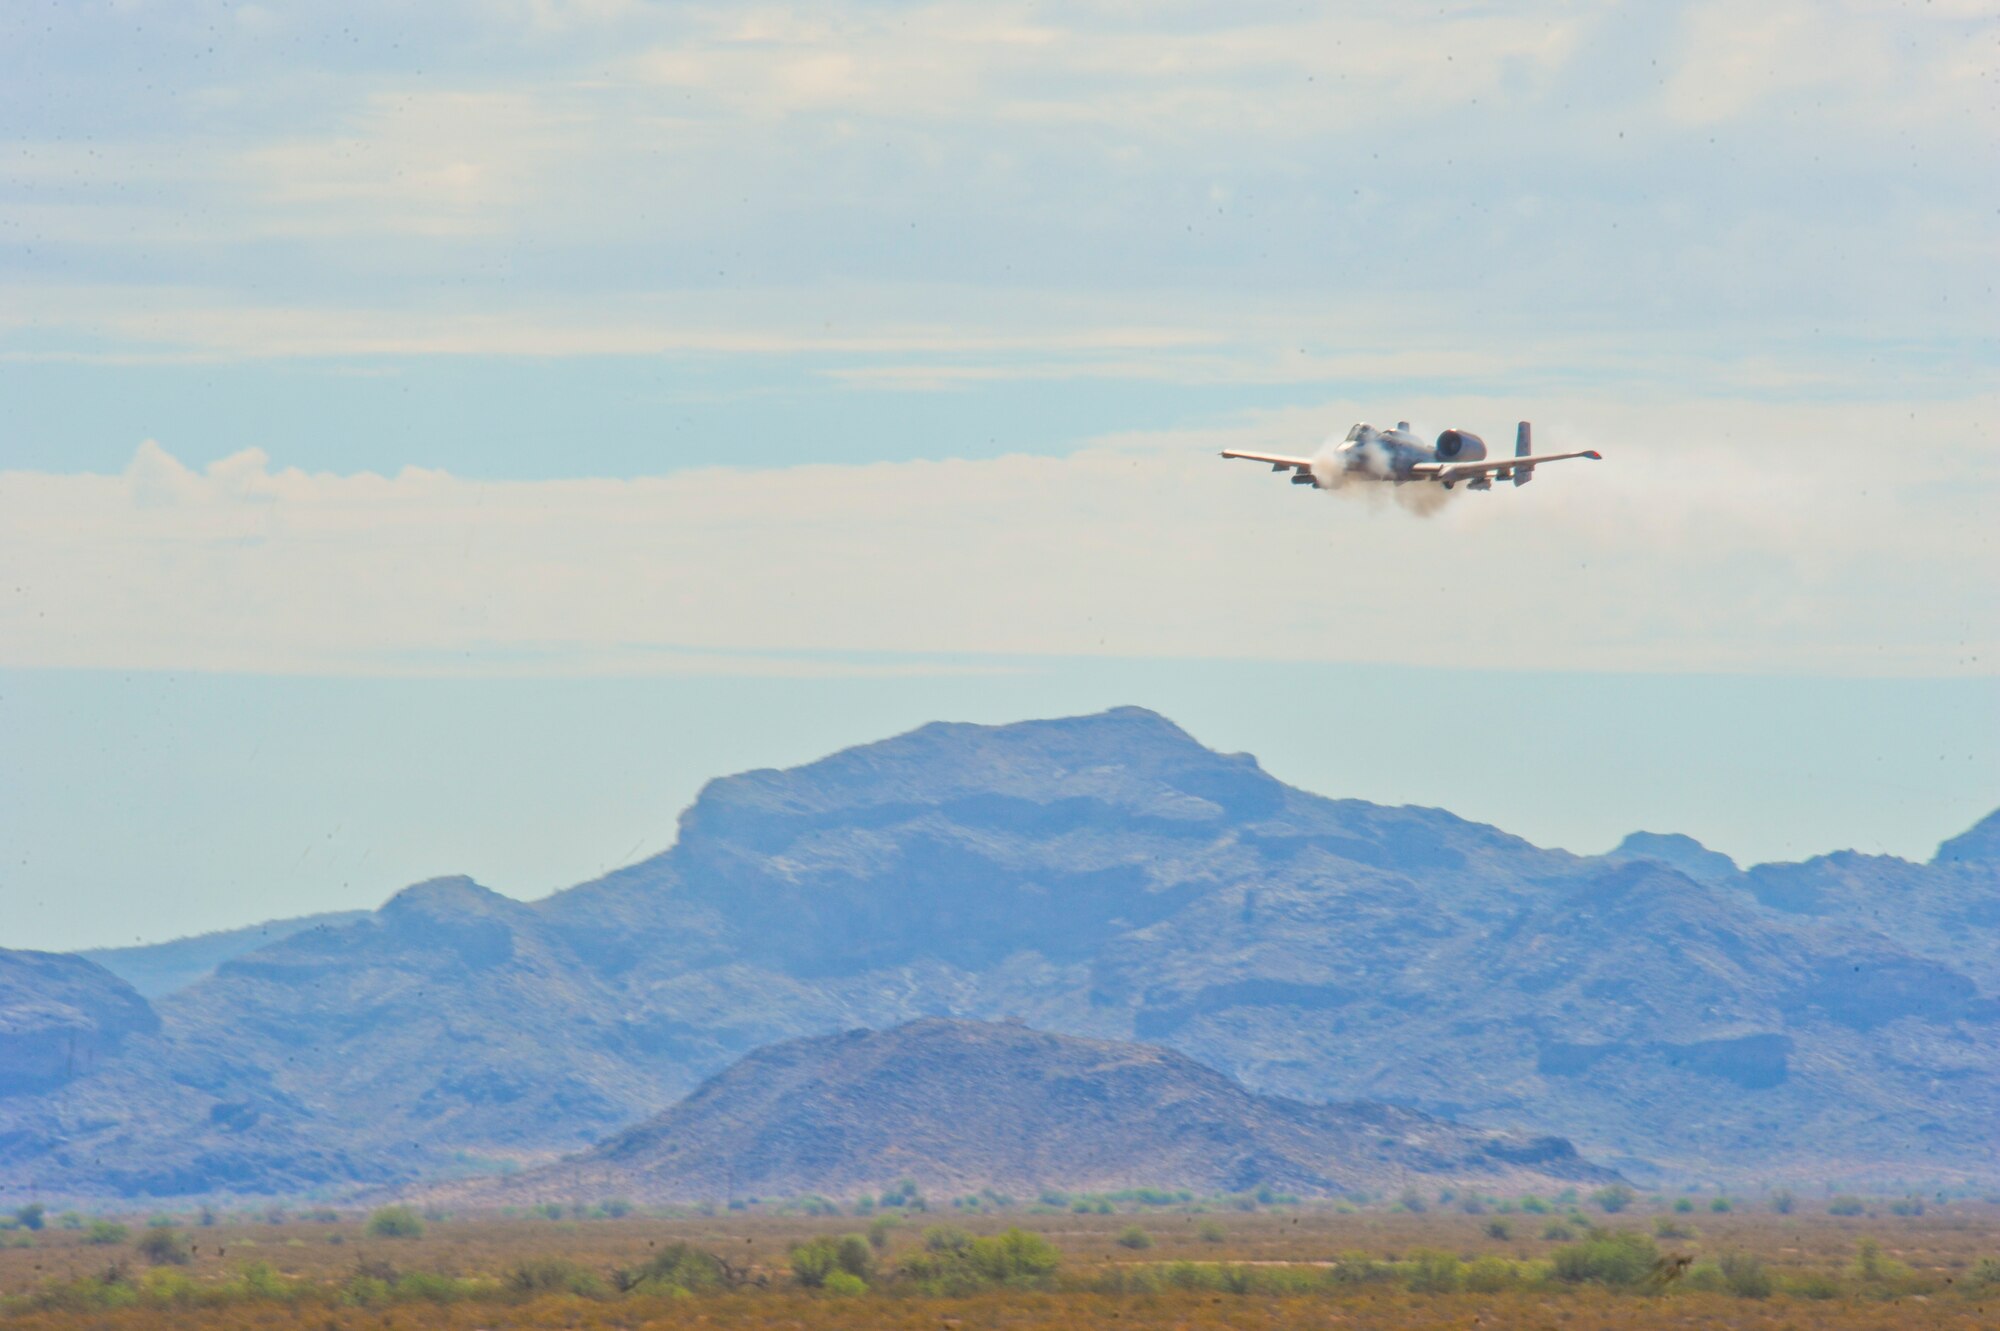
3, 1202, 1997, 1330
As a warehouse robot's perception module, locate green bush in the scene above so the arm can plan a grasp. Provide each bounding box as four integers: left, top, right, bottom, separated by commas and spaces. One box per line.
923, 1224, 973, 1253
1396, 1187, 1428, 1213
1828, 1195, 1866, 1216
1590, 1183, 1635, 1214
1652, 1215, 1698, 1240
506, 1257, 608, 1298
364, 1206, 424, 1239
135, 1228, 193, 1266
1718, 1251, 1773, 1298
866, 1215, 900, 1250
822, 1270, 867, 1295
14, 1204, 46, 1231
1769, 1189, 1797, 1214
84, 1220, 130, 1245
1404, 1249, 1461, 1293
790, 1234, 874, 1288
898, 1227, 1060, 1294
1709, 1196, 1733, 1213
1849, 1237, 1914, 1291
1115, 1225, 1153, 1250
1787, 1270, 1843, 1299
1673, 1196, 1695, 1213
1888, 1195, 1925, 1216
1549, 1230, 1659, 1287
1484, 1219, 1512, 1241
1539, 1221, 1575, 1241
1197, 1220, 1227, 1243
1462, 1255, 1518, 1293
617, 1241, 726, 1294
1519, 1195, 1551, 1214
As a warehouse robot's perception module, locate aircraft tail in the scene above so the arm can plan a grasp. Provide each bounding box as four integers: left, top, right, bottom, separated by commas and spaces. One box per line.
1513, 421, 1533, 486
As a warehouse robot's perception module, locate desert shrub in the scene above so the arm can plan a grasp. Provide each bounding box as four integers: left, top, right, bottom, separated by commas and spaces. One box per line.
899, 1227, 1059, 1294
1197, 1220, 1227, 1243
1591, 1183, 1635, 1213
1325, 1251, 1398, 1286
1484, 1219, 1512, 1241
1463, 1255, 1518, 1293
262, 1204, 289, 1224
56, 1210, 83, 1230
197, 1204, 218, 1227
1719, 1251, 1773, 1298
224, 1260, 297, 1301
1459, 1195, 1488, 1215
1519, 1195, 1551, 1214
1396, 1187, 1428, 1213
1849, 1237, 1915, 1291
1672, 1196, 1694, 1213
1828, 1195, 1866, 1216
793, 1195, 840, 1217
617, 1241, 726, 1294
506, 1256, 608, 1298
84, 1220, 130, 1245
1115, 1225, 1153, 1249
14, 1203, 46, 1231
1770, 1188, 1797, 1214
342, 1274, 392, 1306
1681, 1260, 1727, 1293
1889, 1195, 1925, 1216
1709, 1196, 1733, 1213
823, 1270, 867, 1295
1404, 1249, 1461, 1293
1539, 1220, 1576, 1242
1652, 1215, 1698, 1240
364, 1205, 425, 1239
790, 1234, 874, 1288
392, 1269, 471, 1301
1787, 1271, 1843, 1299
923, 1224, 973, 1253
866, 1215, 901, 1250
1549, 1230, 1659, 1287
135, 1228, 193, 1266
878, 1178, 925, 1210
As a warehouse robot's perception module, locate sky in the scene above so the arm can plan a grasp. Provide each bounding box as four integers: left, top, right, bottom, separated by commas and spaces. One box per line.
2, 0, 1996, 950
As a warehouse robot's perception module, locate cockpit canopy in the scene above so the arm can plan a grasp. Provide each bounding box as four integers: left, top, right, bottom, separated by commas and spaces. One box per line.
1344, 422, 1373, 442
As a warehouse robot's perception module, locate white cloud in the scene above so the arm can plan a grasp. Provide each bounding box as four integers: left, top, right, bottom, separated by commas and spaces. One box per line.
4, 397, 1993, 678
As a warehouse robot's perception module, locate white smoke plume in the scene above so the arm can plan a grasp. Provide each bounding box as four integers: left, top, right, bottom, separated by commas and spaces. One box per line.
1309, 436, 1457, 517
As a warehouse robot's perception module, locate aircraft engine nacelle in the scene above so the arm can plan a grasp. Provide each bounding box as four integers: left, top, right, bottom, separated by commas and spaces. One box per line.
1434, 428, 1487, 461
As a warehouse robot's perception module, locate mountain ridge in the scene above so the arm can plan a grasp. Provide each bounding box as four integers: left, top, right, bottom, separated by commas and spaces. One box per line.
2, 707, 1993, 1199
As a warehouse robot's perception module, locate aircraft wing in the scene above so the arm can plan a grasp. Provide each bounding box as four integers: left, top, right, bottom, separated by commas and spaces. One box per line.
1220, 449, 1317, 473
1411, 449, 1602, 483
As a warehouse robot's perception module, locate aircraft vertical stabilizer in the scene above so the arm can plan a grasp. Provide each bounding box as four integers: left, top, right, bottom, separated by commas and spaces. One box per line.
1513, 421, 1533, 486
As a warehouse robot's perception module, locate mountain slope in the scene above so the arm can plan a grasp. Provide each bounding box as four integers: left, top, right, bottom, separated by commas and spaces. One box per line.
447, 1019, 1615, 1205
81, 911, 370, 999
2, 707, 1993, 1197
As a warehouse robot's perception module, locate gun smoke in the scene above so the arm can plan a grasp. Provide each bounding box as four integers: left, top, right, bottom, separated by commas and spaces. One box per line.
1309, 438, 1456, 517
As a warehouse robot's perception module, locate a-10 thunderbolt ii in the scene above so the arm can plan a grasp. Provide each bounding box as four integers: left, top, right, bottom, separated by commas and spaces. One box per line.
1221, 420, 1600, 491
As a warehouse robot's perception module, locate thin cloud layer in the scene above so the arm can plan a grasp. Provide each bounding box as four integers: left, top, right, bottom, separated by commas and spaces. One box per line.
5, 398, 1991, 678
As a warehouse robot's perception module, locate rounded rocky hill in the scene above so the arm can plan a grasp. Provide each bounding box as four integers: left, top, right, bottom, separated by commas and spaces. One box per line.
442, 1018, 1614, 1205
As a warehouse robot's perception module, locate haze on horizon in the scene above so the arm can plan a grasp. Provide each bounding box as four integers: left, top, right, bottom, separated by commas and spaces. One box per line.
1, 0, 1994, 950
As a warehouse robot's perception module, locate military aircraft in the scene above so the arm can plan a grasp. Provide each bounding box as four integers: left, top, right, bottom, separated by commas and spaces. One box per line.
1221, 420, 1600, 491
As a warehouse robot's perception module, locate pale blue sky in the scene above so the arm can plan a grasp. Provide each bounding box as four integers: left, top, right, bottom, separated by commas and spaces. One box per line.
1, 0, 1994, 948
